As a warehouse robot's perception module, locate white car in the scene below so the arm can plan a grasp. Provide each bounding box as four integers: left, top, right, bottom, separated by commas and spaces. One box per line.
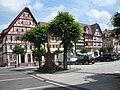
58, 55, 78, 65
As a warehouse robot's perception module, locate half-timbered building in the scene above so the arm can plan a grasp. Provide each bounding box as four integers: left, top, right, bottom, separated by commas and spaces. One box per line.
76, 23, 103, 56
0, 7, 37, 66
0, 7, 103, 66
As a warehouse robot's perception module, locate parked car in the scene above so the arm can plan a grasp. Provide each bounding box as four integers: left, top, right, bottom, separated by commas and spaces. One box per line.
97, 53, 118, 62
75, 55, 95, 65
67, 56, 78, 64
58, 55, 78, 65
116, 53, 120, 60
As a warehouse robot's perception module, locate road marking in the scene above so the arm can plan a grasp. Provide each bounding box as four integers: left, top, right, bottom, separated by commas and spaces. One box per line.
0, 77, 32, 82
31, 74, 79, 90
18, 85, 55, 90
0, 72, 23, 76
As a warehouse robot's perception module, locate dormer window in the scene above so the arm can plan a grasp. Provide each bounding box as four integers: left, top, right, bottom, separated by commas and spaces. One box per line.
84, 26, 89, 33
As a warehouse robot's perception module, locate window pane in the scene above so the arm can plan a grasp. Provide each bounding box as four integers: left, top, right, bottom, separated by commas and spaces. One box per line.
7, 45, 10, 49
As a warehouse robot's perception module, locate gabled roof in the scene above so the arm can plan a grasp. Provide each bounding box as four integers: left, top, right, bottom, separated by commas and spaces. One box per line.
90, 23, 103, 35
81, 23, 92, 35
103, 29, 113, 33
81, 23, 103, 35
0, 7, 37, 38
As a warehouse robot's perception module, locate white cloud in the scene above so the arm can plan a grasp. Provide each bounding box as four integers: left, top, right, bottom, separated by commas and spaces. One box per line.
68, 8, 80, 22
116, 10, 120, 13
86, 9, 111, 30
0, 0, 43, 12
47, 5, 64, 11
42, 5, 65, 22
86, 9, 111, 23
29, 0, 43, 10
42, 6, 80, 22
91, 0, 116, 6
0, 0, 31, 12
99, 23, 112, 31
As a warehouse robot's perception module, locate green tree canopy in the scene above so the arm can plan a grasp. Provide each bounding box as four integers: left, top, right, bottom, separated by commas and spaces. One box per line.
48, 12, 83, 45
48, 12, 83, 70
111, 12, 120, 39
13, 45, 24, 67
22, 24, 48, 68
13, 45, 24, 55
22, 25, 48, 47
99, 45, 113, 54
53, 49, 62, 55
40, 48, 46, 56
99, 46, 107, 53
106, 45, 113, 52
80, 47, 88, 54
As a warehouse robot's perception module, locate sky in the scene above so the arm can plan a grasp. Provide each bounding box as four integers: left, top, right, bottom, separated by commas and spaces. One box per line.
0, 0, 120, 33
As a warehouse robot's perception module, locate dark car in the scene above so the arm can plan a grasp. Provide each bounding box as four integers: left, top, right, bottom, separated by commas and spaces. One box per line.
97, 53, 118, 62
75, 55, 95, 65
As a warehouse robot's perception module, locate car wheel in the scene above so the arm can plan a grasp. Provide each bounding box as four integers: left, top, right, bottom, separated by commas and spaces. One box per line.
75, 61, 79, 65
87, 62, 89, 65
106, 59, 109, 62
82, 63, 84, 65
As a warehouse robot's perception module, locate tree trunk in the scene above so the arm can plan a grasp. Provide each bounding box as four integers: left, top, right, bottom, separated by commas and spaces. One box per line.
43, 35, 56, 72
63, 45, 68, 70
38, 45, 42, 68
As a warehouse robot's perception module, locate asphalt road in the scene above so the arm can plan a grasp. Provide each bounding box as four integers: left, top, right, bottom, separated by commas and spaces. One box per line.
0, 67, 73, 90
0, 60, 120, 90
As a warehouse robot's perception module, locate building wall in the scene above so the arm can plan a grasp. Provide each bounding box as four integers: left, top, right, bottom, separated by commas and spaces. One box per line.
0, 7, 37, 66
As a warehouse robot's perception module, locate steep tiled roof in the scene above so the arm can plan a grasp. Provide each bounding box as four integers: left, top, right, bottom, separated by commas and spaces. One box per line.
81, 23, 103, 35
0, 7, 37, 38
103, 29, 113, 33
90, 23, 103, 35
81, 23, 93, 35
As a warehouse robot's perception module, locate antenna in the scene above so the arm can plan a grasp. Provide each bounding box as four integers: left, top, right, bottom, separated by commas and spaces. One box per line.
26, 4, 28, 7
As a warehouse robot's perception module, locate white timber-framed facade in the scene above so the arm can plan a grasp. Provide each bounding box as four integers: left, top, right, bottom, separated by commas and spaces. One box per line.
0, 7, 37, 66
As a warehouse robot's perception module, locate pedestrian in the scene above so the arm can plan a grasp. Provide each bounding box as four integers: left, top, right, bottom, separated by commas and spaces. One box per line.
34, 60, 36, 66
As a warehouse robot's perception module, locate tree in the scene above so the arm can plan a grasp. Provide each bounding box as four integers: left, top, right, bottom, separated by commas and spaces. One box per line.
13, 45, 24, 67
48, 12, 83, 70
106, 45, 113, 53
80, 47, 88, 54
99, 46, 107, 54
40, 48, 46, 56
111, 12, 120, 39
31, 48, 38, 62
22, 25, 48, 68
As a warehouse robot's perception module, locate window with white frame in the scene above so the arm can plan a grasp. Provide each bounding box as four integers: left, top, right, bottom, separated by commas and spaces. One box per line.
7, 36, 11, 40
23, 12, 29, 17
21, 20, 31, 25
12, 36, 16, 41
27, 45, 30, 50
